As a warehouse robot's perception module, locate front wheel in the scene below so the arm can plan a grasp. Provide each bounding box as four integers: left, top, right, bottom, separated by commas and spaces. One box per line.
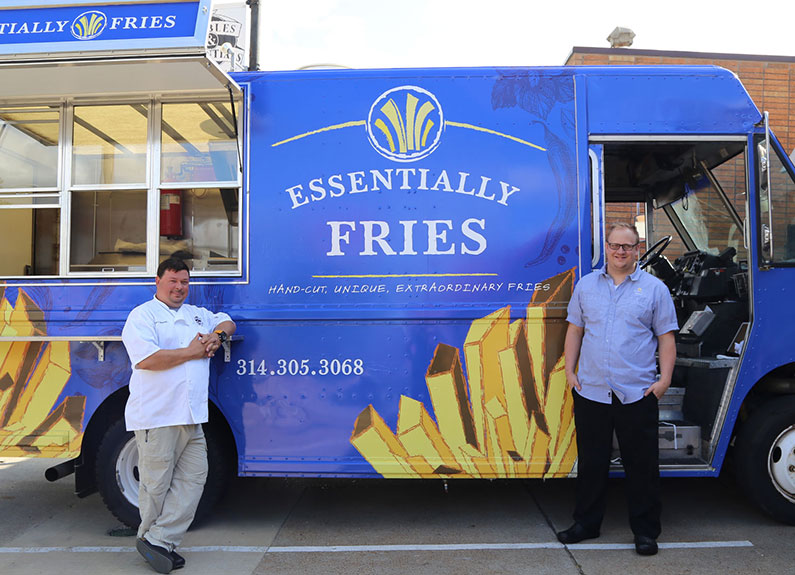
734, 396, 795, 525
95, 417, 234, 528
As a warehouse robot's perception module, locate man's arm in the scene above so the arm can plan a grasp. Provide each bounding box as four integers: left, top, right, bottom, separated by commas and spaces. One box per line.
135, 334, 208, 371
214, 320, 236, 337
644, 331, 676, 399
564, 323, 585, 391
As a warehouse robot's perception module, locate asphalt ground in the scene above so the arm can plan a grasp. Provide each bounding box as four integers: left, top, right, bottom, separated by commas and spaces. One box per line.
1, 457, 793, 575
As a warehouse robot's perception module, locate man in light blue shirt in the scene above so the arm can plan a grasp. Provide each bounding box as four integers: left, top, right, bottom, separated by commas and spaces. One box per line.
557, 223, 678, 556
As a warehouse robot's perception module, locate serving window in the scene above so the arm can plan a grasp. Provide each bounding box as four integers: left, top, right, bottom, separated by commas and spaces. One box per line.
0, 106, 61, 276
0, 97, 242, 278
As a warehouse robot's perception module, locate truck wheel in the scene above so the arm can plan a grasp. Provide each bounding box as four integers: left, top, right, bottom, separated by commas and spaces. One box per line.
95, 417, 234, 528
734, 396, 795, 525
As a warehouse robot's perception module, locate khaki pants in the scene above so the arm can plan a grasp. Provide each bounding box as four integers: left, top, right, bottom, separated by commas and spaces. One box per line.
135, 424, 208, 550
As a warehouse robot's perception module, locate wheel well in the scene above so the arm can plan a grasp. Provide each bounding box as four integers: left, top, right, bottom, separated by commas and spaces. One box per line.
75, 386, 129, 497
75, 388, 238, 497
733, 363, 795, 441
205, 401, 239, 477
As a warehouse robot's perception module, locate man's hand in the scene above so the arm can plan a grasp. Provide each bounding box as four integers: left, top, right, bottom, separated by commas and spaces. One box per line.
188, 333, 209, 359
564, 323, 584, 393
565, 370, 581, 392
644, 379, 671, 399
198, 332, 222, 358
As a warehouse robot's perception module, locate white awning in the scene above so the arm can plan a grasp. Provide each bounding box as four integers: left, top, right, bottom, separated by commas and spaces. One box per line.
0, 54, 240, 103
0, 1, 240, 104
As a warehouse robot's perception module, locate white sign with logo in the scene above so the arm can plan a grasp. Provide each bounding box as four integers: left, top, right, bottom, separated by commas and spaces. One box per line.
206, 1, 248, 72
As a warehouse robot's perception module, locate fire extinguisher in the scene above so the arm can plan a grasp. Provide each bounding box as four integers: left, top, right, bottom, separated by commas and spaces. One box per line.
160, 189, 183, 238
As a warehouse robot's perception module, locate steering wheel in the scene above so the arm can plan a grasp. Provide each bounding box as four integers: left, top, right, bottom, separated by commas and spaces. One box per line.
639, 235, 672, 269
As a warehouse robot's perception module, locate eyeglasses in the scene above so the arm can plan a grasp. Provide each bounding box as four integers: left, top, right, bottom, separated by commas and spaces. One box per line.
607, 242, 639, 252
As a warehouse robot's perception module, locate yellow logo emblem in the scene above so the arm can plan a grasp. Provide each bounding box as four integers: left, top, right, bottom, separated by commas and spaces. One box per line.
366, 86, 444, 162
71, 10, 107, 41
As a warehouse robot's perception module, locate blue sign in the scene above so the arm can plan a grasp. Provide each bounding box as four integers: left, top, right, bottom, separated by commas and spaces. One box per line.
0, 1, 207, 55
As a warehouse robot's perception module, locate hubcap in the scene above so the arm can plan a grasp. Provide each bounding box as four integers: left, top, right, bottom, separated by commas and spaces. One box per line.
768, 424, 795, 503
115, 437, 140, 508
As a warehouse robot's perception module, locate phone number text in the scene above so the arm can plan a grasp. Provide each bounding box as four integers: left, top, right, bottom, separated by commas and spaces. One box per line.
236, 358, 364, 376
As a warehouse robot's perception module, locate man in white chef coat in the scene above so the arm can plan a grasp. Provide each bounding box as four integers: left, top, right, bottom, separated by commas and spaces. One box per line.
122, 257, 235, 574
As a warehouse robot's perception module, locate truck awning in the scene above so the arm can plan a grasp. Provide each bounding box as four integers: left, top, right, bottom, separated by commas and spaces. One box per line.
0, 1, 240, 103
0, 54, 239, 102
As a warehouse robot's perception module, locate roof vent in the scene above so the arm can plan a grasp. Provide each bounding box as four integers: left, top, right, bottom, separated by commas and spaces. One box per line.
607, 27, 635, 48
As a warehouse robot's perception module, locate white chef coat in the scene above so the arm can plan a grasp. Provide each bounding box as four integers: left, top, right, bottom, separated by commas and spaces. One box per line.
122, 296, 232, 431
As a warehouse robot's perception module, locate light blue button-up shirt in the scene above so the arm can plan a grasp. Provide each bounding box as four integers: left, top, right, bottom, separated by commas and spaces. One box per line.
566, 264, 679, 404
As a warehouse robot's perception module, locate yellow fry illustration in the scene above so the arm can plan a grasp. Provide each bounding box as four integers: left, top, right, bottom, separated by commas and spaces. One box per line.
397, 395, 466, 476
464, 306, 510, 452
0, 289, 83, 459
350, 269, 578, 480
351, 405, 418, 478
524, 414, 551, 475
484, 396, 518, 477
425, 343, 478, 452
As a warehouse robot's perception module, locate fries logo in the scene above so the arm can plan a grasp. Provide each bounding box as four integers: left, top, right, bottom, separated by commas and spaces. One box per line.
0, 289, 83, 458
351, 269, 576, 478
366, 86, 444, 162
70, 10, 108, 40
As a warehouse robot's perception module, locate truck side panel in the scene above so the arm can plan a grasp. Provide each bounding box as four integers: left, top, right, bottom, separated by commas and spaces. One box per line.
223, 69, 581, 477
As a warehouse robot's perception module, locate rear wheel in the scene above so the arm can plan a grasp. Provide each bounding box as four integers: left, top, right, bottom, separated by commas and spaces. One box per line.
95, 417, 234, 528
734, 396, 795, 525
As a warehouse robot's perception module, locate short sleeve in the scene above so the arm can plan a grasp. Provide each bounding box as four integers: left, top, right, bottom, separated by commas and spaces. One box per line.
652, 283, 679, 336
122, 307, 161, 367
567, 282, 585, 327
203, 309, 233, 331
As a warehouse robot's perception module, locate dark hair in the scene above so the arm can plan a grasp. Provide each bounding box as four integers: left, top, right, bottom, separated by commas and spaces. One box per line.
157, 257, 190, 278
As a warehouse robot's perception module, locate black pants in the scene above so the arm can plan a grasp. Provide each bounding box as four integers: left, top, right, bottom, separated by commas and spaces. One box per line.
572, 391, 661, 539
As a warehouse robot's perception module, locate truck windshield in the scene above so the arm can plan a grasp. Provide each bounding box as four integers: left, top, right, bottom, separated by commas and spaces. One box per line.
666, 166, 747, 262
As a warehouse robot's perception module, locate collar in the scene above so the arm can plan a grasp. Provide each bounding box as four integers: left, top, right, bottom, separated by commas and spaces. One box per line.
153, 294, 183, 313
628, 262, 643, 281
599, 262, 642, 282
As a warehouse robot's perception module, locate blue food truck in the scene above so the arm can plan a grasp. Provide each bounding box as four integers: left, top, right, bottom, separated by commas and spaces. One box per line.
0, 0, 794, 527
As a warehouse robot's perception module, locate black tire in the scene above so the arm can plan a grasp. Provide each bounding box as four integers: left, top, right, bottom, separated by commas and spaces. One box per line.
734, 396, 795, 525
95, 417, 234, 528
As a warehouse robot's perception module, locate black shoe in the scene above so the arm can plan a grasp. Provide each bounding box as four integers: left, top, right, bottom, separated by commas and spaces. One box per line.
136, 538, 174, 574
170, 550, 185, 569
634, 535, 658, 556
556, 523, 600, 544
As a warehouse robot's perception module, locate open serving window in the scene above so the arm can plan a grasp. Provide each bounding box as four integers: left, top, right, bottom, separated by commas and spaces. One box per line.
0, 0, 243, 278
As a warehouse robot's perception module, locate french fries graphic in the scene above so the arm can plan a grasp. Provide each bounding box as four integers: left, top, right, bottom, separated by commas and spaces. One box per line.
0, 288, 83, 458
351, 269, 576, 478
